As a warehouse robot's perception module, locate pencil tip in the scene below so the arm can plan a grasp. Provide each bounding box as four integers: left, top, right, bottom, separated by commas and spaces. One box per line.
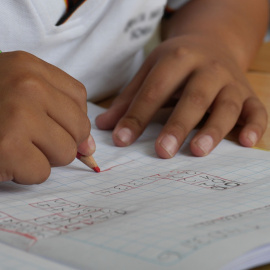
93, 166, 101, 173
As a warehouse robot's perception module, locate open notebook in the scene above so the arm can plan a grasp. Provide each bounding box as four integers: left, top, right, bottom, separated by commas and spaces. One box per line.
0, 102, 270, 270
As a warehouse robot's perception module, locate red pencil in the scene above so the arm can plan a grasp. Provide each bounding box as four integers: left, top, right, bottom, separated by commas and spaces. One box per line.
76, 152, 100, 173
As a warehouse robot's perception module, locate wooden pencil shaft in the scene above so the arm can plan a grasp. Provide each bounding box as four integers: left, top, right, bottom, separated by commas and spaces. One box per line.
79, 155, 98, 168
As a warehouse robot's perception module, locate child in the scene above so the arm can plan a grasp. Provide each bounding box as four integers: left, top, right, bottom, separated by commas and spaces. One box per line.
0, 0, 268, 184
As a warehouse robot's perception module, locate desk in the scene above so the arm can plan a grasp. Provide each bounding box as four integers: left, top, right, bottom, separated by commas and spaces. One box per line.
246, 72, 270, 150
250, 42, 270, 73
246, 42, 270, 151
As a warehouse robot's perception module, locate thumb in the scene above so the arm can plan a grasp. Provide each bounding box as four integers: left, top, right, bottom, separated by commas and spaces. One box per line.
77, 134, 96, 156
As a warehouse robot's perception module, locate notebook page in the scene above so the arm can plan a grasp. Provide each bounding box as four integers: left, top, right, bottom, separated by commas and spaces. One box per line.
0, 102, 270, 269
222, 244, 270, 270
0, 242, 73, 270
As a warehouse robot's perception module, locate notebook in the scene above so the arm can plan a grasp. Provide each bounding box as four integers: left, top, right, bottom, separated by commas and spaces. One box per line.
0, 102, 270, 270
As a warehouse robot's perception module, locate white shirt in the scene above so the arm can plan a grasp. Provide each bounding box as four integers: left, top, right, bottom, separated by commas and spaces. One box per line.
1, 0, 188, 101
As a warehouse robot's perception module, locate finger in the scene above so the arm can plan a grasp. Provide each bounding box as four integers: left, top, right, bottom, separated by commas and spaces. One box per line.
112, 55, 196, 147
96, 54, 155, 130
29, 112, 78, 166
190, 85, 243, 156
0, 100, 80, 167
238, 97, 267, 147
45, 85, 96, 158
8, 79, 92, 158
43, 64, 88, 113
155, 68, 228, 158
33, 80, 91, 147
77, 134, 96, 157
0, 138, 51, 185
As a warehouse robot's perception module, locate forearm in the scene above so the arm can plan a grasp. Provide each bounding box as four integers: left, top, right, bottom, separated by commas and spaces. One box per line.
161, 0, 269, 70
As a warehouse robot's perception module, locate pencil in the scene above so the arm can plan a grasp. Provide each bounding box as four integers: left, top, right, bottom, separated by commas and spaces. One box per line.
76, 152, 100, 173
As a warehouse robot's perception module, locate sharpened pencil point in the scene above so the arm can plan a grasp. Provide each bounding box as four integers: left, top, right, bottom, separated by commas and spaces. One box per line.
93, 166, 101, 173
76, 152, 100, 173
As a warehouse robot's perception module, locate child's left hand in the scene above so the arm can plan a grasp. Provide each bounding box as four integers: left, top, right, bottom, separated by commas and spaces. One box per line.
95, 34, 267, 158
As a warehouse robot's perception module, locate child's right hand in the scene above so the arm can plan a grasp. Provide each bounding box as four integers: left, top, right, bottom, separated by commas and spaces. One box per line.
0, 51, 94, 184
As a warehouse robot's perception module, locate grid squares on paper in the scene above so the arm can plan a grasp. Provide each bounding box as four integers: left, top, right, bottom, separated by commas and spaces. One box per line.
64, 203, 270, 266
0, 120, 270, 268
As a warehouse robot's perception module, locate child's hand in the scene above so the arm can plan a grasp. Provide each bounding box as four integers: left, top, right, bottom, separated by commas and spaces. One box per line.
0, 51, 94, 184
96, 35, 267, 158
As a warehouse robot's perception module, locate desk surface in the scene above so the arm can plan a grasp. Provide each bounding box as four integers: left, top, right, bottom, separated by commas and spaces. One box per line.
246, 42, 270, 152
245, 72, 270, 150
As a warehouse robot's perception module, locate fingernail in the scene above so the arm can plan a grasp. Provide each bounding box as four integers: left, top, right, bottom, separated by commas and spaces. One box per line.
77, 134, 96, 156
195, 135, 213, 155
116, 128, 133, 145
247, 131, 257, 146
85, 135, 96, 156
160, 134, 178, 157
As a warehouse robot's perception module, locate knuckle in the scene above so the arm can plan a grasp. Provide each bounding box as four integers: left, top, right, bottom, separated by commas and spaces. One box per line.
168, 120, 188, 136
141, 84, 160, 104
5, 52, 49, 101
16, 75, 41, 92
173, 46, 191, 60
205, 60, 231, 82
220, 98, 241, 115
11, 73, 47, 100
124, 115, 145, 130
186, 90, 209, 109
9, 50, 35, 63
208, 60, 225, 74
